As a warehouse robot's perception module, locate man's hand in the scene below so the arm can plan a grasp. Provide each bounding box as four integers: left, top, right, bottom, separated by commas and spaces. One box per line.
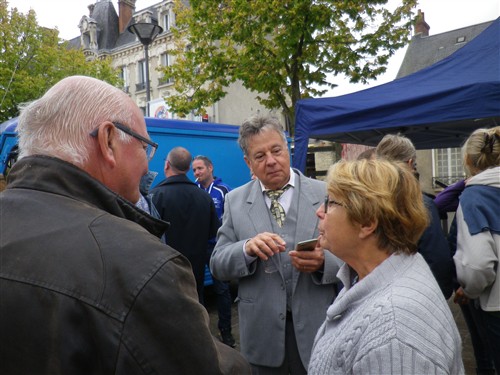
289, 239, 324, 273
453, 287, 470, 305
244, 232, 286, 260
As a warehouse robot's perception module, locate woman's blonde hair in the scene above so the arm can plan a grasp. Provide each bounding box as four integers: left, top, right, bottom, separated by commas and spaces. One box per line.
326, 159, 429, 254
462, 126, 500, 176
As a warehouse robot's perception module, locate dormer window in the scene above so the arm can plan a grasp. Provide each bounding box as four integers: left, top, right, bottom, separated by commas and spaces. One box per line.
456, 36, 466, 44
160, 6, 174, 31
164, 13, 170, 31
134, 10, 153, 24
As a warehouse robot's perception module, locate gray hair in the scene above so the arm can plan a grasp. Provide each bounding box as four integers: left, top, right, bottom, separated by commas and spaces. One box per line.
375, 133, 416, 163
238, 114, 286, 156
17, 76, 134, 167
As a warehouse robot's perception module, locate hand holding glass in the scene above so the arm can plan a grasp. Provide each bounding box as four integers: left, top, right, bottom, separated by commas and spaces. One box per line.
263, 240, 286, 273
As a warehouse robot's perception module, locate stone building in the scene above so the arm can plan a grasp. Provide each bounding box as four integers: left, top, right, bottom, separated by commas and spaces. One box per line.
68, 0, 271, 125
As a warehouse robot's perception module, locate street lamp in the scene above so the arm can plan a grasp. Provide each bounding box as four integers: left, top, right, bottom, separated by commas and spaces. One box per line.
128, 22, 163, 117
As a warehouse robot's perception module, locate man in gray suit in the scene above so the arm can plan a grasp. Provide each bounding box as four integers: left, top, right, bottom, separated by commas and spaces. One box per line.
210, 115, 341, 374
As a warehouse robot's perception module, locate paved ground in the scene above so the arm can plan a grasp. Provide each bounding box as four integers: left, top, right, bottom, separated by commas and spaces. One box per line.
205, 285, 477, 374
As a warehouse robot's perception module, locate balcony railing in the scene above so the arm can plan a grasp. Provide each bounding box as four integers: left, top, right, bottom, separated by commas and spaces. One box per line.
432, 175, 465, 189
136, 82, 146, 91
158, 77, 174, 86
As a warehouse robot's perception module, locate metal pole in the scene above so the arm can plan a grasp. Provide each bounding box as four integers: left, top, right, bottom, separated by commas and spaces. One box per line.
144, 44, 151, 117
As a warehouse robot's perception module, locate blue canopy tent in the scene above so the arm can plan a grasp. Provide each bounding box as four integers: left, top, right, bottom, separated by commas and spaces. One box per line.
293, 17, 500, 172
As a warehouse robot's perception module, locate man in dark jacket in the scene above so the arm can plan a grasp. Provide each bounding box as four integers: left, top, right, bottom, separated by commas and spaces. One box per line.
0, 76, 249, 375
376, 133, 454, 299
152, 147, 220, 303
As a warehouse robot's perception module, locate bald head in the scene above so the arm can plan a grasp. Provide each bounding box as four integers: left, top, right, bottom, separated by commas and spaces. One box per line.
165, 147, 192, 176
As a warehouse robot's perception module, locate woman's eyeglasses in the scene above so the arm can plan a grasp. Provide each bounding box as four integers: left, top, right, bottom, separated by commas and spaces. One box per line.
324, 196, 344, 213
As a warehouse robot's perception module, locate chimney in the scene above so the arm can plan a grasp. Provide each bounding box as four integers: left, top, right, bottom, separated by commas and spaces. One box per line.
414, 9, 430, 36
118, 0, 136, 34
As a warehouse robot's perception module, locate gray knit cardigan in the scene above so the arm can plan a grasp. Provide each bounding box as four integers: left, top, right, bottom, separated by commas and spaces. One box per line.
309, 253, 464, 375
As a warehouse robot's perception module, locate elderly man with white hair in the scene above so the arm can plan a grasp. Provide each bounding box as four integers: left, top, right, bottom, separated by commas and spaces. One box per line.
0, 76, 249, 375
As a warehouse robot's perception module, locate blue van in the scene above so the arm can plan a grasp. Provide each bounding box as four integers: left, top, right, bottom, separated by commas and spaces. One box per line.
1, 117, 252, 286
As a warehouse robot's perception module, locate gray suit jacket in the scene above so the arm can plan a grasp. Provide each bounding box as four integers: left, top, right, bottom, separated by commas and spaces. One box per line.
210, 169, 341, 368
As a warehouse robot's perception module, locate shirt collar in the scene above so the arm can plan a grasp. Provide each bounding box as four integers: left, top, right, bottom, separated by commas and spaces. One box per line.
259, 168, 295, 192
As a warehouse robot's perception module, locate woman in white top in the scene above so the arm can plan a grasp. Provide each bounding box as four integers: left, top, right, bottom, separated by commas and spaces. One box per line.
454, 126, 500, 372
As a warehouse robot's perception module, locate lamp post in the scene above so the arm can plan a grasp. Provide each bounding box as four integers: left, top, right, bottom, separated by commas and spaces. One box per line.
128, 22, 163, 117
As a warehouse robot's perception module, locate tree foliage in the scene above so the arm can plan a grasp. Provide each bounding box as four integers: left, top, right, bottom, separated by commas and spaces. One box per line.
162, 0, 417, 133
0, 0, 121, 123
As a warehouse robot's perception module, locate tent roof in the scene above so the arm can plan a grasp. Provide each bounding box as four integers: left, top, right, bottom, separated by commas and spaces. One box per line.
293, 17, 500, 171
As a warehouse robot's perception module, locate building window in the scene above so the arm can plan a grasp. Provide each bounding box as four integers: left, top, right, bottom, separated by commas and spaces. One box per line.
433, 147, 465, 188
159, 53, 174, 85
456, 36, 466, 44
136, 60, 146, 91
119, 66, 129, 93
163, 13, 170, 31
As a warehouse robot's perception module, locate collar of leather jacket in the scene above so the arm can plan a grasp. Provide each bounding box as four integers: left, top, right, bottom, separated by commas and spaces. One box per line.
7, 155, 169, 239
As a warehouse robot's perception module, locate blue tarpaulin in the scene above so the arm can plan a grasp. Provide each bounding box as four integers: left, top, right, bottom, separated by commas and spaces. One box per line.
293, 17, 500, 172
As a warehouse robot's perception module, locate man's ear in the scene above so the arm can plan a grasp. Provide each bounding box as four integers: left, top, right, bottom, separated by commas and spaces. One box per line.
96, 122, 118, 168
244, 155, 252, 170
164, 160, 170, 175
359, 219, 377, 239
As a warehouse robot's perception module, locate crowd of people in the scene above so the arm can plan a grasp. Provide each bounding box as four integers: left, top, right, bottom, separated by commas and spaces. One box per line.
0, 75, 499, 374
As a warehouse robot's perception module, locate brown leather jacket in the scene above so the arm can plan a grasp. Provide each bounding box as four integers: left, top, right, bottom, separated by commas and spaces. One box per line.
0, 156, 249, 375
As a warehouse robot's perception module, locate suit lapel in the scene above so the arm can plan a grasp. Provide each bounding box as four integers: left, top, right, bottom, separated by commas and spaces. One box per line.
246, 181, 273, 234
293, 171, 322, 246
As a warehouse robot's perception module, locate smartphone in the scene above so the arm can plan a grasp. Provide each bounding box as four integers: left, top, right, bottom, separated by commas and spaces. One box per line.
296, 238, 318, 251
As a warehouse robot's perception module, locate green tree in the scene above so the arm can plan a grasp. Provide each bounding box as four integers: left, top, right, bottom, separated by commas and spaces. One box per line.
0, 0, 120, 123
162, 0, 417, 133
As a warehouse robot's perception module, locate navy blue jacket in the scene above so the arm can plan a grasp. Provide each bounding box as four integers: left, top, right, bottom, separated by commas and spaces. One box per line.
419, 194, 454, 299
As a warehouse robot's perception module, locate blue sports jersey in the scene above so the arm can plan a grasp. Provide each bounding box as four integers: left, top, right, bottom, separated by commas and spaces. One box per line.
197, 177, 231, 221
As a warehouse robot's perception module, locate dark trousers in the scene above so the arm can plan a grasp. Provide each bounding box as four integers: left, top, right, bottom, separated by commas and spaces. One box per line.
479, 308, 500, 373
213, 277, 232, 332
250, 313, 306, 375
207, 245, 233, 332
460, 301, 495, 374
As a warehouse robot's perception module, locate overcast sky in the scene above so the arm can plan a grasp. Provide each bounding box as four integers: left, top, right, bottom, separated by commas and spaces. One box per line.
7, 0, 500, 96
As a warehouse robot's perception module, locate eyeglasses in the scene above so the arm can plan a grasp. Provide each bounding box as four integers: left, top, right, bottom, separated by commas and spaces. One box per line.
90, 122, 158, 161
324, 196, 344, 213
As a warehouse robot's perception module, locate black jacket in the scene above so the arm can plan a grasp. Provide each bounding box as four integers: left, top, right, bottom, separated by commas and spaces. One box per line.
151, 174, 220, 293
0, 156, 249, 375
418, 194, 455, 299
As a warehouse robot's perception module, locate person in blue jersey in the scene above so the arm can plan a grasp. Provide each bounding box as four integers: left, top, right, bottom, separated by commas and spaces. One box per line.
193, 155, 236, 348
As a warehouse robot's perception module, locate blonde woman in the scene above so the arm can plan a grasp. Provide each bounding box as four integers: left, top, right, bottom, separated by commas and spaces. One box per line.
309, 159, 463, 374
454, 126, 500, 372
